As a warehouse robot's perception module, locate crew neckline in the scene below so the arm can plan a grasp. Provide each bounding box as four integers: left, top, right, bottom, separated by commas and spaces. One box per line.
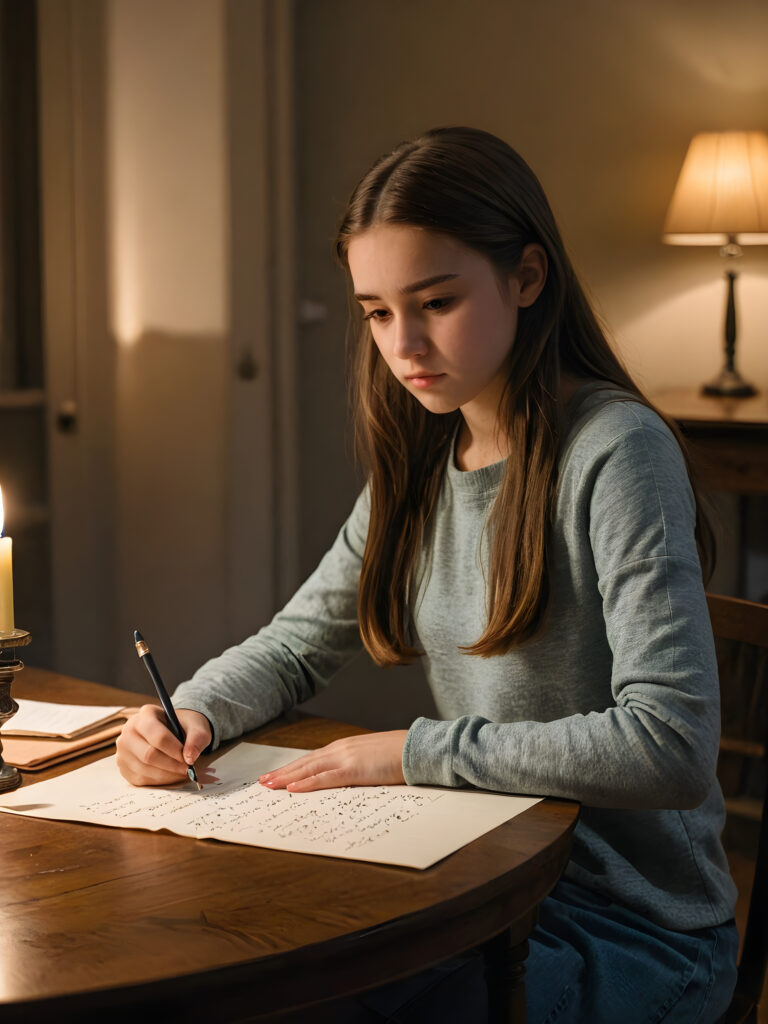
446, 380, 628, 496
447, 431, 506, 495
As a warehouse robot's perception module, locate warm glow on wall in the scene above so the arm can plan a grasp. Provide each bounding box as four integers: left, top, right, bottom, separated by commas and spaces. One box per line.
107, 0, 229, 346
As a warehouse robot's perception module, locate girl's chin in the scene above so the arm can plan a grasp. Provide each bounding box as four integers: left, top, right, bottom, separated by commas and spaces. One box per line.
409, 391, 461, 415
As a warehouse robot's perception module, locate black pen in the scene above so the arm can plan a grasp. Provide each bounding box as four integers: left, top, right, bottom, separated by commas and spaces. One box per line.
133, 629, 202, 790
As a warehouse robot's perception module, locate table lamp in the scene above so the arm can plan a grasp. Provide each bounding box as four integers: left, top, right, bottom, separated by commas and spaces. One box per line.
663, 130, 768, 397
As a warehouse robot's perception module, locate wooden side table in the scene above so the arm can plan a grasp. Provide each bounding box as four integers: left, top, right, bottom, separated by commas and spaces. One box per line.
651, 388, 768, 495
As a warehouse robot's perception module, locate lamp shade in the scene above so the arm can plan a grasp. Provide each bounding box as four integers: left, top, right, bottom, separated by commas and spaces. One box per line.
663, 131, 768, 245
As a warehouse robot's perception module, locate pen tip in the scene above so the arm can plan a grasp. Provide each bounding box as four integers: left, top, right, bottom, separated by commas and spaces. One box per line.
134, 629, 143, 643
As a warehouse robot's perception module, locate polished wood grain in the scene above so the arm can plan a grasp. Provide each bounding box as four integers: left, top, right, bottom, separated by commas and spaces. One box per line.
653, 389, 768, 428
0, 667, 578, 1022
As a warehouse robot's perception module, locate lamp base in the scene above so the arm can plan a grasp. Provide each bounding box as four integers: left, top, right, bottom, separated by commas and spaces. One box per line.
702, 368, 757, 398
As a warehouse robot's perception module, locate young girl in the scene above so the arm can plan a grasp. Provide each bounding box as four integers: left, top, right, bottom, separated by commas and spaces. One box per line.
117, 126, 739, 1023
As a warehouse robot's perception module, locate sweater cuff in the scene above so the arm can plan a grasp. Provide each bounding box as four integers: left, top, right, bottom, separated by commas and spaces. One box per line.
403, 716, 462, 787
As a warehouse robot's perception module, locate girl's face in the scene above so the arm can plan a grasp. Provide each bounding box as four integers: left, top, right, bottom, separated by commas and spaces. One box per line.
347, 224, 535, 421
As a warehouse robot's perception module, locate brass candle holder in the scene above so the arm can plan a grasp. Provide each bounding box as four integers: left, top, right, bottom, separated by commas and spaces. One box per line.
0, 628, 31, 793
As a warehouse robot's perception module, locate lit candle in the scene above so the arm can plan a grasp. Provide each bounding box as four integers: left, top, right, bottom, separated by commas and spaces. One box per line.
0, 486, 14, 633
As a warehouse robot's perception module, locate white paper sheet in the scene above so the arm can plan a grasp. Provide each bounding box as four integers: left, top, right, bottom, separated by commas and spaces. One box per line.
6, 700, 127, 738
0, 743, 541, 869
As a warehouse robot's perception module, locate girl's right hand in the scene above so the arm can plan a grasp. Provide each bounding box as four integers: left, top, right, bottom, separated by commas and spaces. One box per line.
116, 704, 212, 787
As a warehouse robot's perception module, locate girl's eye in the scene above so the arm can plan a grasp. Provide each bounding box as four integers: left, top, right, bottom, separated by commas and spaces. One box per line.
423, 297, 452, 312
362, 297, 452, 321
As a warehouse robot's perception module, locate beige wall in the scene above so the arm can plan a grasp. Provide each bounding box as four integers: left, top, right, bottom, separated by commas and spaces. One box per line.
293, 0, 768, 562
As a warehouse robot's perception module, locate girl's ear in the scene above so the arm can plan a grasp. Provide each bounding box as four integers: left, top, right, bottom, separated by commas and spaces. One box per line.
515, 244, 548, 308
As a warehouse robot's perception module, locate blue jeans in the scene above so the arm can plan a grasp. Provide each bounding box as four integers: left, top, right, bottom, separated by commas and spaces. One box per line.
311, 878, 738, 1023
525, 879, 738, 1024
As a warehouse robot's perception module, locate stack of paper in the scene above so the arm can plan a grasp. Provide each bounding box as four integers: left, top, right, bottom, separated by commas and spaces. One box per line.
1, 700, 137, 770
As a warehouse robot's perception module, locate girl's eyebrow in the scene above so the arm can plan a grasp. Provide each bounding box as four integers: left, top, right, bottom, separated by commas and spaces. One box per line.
354, 273, 460, 302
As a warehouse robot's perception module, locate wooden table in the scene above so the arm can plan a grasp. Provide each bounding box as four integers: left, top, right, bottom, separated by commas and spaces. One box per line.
0, 668, 578, 1023
652, 388, 768, 495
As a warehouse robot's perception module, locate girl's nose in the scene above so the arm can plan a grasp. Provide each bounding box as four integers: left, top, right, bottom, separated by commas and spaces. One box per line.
392, 318, 428, 359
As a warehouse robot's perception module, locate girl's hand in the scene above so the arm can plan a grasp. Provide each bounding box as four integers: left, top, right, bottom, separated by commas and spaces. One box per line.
116, 704, 212, 786
259, 730, 408, 792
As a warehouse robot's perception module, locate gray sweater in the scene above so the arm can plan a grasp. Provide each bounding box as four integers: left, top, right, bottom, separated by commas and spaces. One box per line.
173, 385, 737, 931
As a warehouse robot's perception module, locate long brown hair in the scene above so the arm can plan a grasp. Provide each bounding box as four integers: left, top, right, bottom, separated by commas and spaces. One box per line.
335, 126, 713, 666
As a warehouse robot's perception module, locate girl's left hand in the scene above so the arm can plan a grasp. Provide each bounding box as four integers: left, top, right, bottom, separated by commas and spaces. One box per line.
259, 730, 408, 792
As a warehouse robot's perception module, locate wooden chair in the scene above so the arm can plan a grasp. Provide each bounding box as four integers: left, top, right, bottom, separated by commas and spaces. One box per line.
708, 593, 768, 1024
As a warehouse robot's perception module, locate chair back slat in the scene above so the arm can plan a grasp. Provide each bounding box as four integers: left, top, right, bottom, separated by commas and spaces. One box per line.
707, 593, 768, 648
708, 593, 768, 1024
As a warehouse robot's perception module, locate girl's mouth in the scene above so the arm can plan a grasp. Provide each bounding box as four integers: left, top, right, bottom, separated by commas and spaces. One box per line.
406, 374, 445, 389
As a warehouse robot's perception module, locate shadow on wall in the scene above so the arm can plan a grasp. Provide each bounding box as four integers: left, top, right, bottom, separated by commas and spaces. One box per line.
303, 654, 438, 731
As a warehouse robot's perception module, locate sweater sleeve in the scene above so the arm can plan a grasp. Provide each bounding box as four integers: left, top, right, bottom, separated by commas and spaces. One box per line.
402, 414, 721, 809
171, 487, 369, 749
